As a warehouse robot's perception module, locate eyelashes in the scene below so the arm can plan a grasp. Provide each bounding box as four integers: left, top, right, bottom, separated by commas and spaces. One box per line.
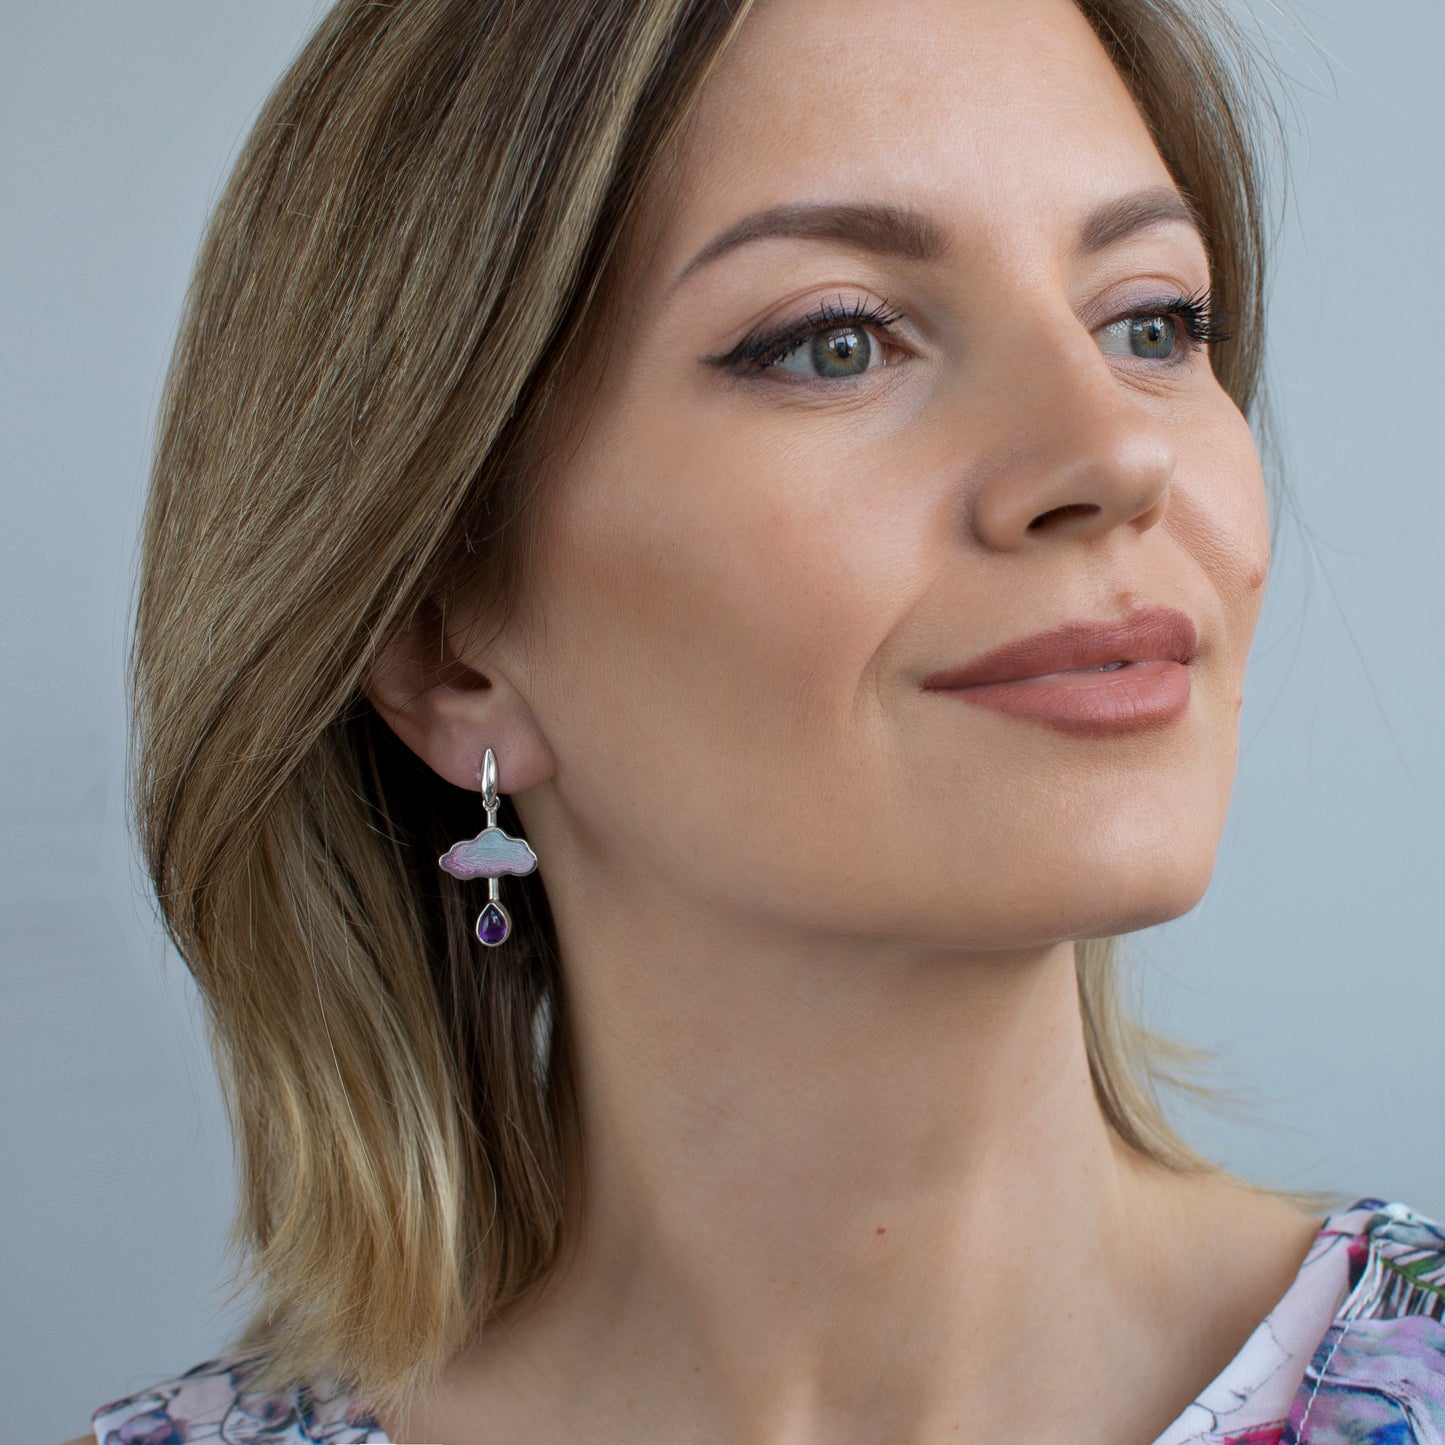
1156, 285, 1234, 350
718, 294, 908, 372
707, 286, 1233, 382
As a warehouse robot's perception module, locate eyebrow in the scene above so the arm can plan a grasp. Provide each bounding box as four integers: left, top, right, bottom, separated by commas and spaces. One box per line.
1077, 185, 1203, 256
668, 185, 1204, 295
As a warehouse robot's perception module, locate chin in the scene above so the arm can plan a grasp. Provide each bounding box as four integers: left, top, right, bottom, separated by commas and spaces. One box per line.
904, 842, 1220, 952
1057, 766, 1231, 931
1062, 844, 1220, 941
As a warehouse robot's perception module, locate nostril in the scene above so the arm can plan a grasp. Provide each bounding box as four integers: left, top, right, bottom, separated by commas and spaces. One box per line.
1027, 502, 1102, 530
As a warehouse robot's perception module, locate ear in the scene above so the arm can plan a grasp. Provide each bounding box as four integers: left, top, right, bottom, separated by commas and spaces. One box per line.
364, 598, 554, 797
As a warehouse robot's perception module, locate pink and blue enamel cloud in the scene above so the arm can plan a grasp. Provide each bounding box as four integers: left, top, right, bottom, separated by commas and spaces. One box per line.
438, 828, 538, 879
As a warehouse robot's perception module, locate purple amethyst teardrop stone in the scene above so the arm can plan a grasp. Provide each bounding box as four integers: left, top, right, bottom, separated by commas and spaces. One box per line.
476, 902, 510, 946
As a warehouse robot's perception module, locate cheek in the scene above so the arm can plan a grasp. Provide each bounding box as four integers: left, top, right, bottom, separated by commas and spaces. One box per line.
1175, 401, 1271, 641
530, 416, 925, 787
1161, 399, 1270, 749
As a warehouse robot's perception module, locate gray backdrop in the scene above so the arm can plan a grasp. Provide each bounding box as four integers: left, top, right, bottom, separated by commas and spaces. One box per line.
4, 1, 1441, 1439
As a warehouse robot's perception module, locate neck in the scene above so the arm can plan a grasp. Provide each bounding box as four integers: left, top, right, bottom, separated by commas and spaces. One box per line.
464, 879, 1217, 1442
378, 804, 1328, 1445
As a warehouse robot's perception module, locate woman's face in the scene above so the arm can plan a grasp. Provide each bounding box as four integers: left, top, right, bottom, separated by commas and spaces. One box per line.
488, 0, 1270, 950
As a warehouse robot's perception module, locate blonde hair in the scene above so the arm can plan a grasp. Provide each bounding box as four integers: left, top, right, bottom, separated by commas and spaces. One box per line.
132, 0, 1328, 1415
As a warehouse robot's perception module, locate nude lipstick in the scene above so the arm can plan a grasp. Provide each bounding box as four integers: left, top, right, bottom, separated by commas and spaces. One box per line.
919, 606, 1197, 738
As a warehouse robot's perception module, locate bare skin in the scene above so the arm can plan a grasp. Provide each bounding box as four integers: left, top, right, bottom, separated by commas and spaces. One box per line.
362, 0, 1322, 1442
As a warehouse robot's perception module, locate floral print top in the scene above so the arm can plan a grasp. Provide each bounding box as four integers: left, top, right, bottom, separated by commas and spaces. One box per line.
91, 1198, 1445, 1445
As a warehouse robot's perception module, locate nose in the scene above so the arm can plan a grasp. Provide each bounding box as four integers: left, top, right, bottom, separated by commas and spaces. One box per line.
964, 306, 1176, 551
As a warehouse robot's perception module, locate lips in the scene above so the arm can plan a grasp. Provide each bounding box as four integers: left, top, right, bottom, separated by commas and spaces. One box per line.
920, 606, 1198, 690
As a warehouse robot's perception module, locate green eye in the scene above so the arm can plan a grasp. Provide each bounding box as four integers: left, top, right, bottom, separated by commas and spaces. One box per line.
716, 295, 907, 381
1097, 313, 1181, 360
771, 324, 878, 379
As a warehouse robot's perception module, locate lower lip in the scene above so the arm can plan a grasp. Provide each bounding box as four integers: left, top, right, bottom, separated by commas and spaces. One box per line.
931, 659, 1191, 737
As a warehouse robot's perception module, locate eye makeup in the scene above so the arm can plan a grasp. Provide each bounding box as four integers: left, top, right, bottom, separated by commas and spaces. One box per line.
700, 282, 1233, 388
708, 294, 908, 374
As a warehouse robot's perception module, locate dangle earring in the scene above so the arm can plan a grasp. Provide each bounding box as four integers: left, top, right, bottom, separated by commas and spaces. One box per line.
438, 747, 538, 947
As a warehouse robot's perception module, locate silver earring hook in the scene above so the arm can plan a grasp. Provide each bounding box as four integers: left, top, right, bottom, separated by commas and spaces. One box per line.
480, 747, 499, 814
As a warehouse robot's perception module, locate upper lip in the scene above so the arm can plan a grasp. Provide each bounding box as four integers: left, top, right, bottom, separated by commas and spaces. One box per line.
920, 605, 1198, 689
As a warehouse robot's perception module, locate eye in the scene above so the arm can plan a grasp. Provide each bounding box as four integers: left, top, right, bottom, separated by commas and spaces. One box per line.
710, 295, 908, 383
1095, 312, 1187, 362
768, 319, 892, 380
1093, 289, 1231, 365
1097, 313, 1180, 360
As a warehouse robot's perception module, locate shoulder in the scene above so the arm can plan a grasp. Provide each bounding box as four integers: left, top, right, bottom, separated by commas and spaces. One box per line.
1287, 1197, 1445, 1440
87, 1355, 387, 1444
1316, 1196, 1445, 1325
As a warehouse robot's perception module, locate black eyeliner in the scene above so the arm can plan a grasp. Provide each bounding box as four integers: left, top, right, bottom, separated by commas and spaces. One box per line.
706, 295, 906, 374
701, 283, 1233, 380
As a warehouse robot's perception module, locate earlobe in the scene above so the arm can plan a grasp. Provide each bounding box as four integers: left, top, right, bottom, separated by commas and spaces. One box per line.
364, 606, 553, 796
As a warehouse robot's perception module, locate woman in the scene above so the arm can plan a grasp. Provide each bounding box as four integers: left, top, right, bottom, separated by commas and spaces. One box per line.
80, 0, 1445, 1441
